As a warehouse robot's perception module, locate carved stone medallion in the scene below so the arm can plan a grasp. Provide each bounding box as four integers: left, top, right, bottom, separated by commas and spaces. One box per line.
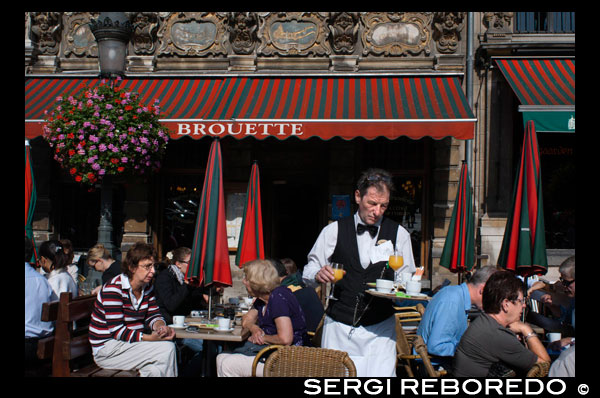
258, 12, 331, 56
62, 12, 98, 57
361, 12, 432, 56
157, 12, 227, 56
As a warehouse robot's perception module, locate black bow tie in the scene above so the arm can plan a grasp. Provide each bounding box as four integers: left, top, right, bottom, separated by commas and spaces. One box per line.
357, 223, 379, 238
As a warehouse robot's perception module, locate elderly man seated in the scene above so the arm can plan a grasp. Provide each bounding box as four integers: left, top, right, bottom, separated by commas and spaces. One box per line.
416, 266, 497, 370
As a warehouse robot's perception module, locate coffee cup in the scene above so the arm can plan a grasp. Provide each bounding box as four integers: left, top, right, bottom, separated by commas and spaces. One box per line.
244, 297, 254, 307
191, 310, 201, 317
217, 317, 231, 330
546, 332, 561, 343
406, 280, 422, 295
376, 279, 394, 293
173, 315, 185, 327
400, 272, 412, 286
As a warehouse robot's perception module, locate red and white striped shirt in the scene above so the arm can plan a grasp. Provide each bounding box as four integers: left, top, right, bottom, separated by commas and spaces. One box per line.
89, 274, 164, 355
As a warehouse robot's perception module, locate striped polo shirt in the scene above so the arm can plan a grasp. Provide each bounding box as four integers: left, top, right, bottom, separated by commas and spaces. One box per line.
89, 273, 165, 355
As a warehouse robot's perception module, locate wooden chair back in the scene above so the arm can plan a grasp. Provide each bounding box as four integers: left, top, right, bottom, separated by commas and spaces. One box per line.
38, 292, 138, 377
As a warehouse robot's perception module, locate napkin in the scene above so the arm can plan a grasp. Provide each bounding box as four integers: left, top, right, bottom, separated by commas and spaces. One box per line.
369, 240, 394, 265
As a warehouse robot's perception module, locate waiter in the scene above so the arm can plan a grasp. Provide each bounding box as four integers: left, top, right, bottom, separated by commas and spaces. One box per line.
302, 168, 416, 376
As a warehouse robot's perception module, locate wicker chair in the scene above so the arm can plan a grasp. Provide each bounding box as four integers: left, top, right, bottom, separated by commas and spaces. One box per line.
526, 361, 550, 377
395, 312, 447, 378
251, 345, 357, 377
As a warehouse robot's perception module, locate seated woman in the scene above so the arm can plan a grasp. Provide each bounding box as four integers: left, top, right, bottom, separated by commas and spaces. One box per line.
216, 259, 309, 377
88, 242, 178, 377
38, 240, 79, 298
86, 243, 122, 295
452, 271, 550, 377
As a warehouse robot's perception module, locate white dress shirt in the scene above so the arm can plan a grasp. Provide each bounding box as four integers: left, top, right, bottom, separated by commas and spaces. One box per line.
302, 212, 416, 286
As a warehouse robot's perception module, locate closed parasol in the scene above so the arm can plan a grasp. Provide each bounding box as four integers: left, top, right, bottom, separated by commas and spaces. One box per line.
498, 120, 548, 278
235, 161, 265, 267
187, 138, 233, 319
440, 160, 475, 275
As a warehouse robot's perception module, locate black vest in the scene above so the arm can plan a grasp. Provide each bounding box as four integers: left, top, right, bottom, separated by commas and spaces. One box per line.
327, 216, 398, 326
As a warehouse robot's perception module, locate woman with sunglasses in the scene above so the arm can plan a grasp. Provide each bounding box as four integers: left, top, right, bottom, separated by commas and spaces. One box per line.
526, 256, 575, 336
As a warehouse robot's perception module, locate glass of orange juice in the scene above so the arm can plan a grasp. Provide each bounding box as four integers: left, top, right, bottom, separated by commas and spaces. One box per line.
328, 263, 344, 300
389, 251, 404, 272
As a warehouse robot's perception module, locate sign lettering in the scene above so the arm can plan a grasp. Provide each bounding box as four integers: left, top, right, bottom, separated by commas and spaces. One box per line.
176, 122, 304, 138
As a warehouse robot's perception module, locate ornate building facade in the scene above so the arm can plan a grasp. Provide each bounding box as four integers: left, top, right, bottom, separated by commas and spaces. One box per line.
25, 12, 574, 294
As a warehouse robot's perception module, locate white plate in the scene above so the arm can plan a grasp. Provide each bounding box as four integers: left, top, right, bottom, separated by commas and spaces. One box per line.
406, 292, 427, 297
213, 327, 234, 333
169, 323, 188, 329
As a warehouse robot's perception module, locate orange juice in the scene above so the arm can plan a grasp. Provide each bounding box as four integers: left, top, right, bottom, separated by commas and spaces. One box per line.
388, 255, 404, 271
333, 268, 345, 282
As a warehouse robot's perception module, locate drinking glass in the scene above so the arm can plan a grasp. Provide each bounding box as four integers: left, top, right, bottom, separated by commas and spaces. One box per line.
328, 263, 344, 301
388, 250, 404, 272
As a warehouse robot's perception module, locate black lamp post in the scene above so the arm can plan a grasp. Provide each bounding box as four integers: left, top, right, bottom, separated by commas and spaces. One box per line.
90, 12, 132, 257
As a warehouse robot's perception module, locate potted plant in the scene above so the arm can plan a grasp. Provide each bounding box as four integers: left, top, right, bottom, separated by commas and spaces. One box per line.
42, 77, 169, 188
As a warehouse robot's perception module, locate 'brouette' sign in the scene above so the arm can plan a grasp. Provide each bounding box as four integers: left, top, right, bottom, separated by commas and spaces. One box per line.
175, 122, 305, 138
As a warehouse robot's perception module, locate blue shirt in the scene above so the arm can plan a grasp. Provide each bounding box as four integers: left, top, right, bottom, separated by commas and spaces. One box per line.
25, 262, 57, 338
417, 283, 471, 357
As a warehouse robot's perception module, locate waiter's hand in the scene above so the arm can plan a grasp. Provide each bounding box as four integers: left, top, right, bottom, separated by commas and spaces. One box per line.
316, 265, 335, 284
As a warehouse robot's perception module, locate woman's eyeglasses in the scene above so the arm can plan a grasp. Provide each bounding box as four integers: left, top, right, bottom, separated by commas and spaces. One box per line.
139, 262, 156, 272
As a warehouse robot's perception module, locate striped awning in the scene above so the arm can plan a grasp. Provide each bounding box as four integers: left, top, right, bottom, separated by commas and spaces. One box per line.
495, 58, 575, 132
25, 75, 475, 140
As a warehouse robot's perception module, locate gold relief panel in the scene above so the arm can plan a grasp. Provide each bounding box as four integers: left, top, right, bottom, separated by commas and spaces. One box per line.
258, 12, 331, 56
157, 12, 227, 56
361, 12, 432, 56
62, 12, 99, 57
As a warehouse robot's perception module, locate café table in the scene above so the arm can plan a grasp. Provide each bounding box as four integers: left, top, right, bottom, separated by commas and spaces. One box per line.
174, 316, 250, 376
175, 316, 250, 343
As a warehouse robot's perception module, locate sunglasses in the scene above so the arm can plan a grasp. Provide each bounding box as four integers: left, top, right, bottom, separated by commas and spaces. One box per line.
560, 277, 575, 287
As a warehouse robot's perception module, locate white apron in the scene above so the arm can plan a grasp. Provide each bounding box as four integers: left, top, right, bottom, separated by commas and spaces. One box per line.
321, 314, 397, 377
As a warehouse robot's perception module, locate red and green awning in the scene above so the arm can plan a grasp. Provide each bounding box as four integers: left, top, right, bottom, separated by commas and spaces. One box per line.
495, 58, 575, 133
25, 75, 475, 140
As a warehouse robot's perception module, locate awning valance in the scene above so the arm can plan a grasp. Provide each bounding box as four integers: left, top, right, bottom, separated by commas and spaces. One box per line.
495, 58, 575, 133
25, 75, 475, 140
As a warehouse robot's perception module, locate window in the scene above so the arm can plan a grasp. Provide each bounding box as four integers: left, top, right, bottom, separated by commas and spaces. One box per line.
514, 12, 575, 33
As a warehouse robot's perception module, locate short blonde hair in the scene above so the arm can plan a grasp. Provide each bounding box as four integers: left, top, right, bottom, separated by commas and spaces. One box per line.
243, 259, 280, 296
87, 243, 112, 264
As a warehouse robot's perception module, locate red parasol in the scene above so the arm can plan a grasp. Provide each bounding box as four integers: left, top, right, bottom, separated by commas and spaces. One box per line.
235, 161, 265, 267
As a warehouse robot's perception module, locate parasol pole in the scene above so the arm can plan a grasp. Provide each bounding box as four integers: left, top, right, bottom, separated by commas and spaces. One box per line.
208, 286, 213, 320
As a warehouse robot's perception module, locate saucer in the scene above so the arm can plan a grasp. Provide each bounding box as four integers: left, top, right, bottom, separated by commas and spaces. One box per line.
406, 292, 427, 297
169, 323, 188, 329
214, 327, 234, 333
369, 288, 393, 294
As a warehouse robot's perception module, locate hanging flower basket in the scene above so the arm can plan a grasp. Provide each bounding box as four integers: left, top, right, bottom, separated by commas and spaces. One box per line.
42, 77, 169, 187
